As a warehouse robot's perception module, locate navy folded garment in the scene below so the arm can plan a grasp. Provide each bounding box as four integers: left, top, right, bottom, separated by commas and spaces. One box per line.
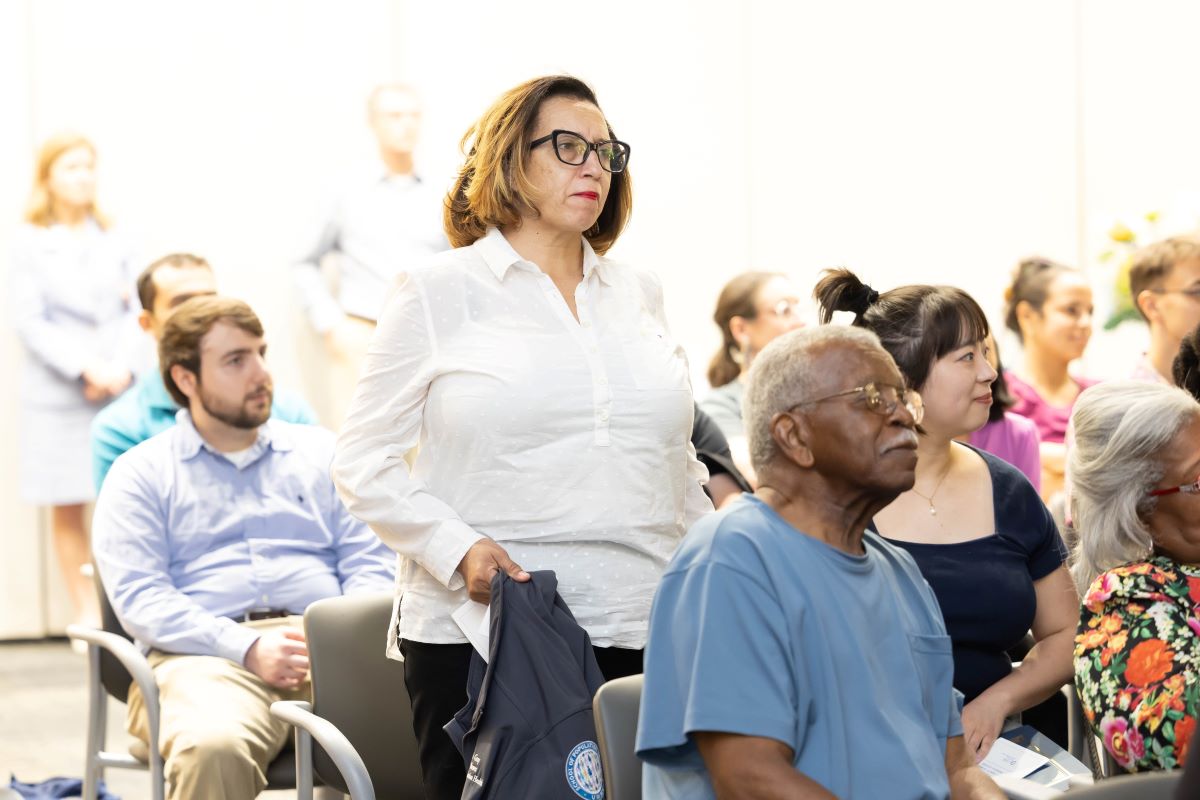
445, 571, 607, 799
8, 775, 119, 800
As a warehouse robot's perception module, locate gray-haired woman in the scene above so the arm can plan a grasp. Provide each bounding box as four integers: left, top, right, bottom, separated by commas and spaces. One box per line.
1071, 380, 1200, 773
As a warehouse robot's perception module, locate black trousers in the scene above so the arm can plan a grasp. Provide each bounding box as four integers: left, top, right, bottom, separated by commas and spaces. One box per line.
400, 639, 643, 800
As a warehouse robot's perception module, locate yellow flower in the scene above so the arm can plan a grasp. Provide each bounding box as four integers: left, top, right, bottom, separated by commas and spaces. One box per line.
1110, 223, 1135, 243
1145, 211, 1160, 223
1134, 692, 1172, 734
1100, 615, 1124, 634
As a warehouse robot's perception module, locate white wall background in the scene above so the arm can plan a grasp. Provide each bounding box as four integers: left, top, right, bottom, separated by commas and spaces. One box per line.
3, 0, 1198, 637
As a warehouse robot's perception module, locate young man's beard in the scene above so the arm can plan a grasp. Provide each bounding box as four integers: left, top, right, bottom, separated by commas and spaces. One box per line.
197, 384, 273, 429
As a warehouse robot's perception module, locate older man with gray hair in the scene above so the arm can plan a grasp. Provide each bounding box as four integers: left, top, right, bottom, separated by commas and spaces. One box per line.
636, 326, 1002, 799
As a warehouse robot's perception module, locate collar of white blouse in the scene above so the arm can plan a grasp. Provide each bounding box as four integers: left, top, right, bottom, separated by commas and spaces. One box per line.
475, 226, 613, 286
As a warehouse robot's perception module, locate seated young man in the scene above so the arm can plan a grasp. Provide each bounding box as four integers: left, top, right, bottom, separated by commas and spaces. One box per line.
90, 252, 316, 490
636, 326, 1001, 800
1130, 234, 1200, 384
92, 296, 393, 800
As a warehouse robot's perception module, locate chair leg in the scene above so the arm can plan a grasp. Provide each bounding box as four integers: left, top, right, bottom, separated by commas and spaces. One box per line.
82, 644, 106, 800
296, 727, 314, 800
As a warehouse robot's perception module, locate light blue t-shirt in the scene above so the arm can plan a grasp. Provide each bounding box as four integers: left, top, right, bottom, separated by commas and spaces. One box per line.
636, 495, 964, 800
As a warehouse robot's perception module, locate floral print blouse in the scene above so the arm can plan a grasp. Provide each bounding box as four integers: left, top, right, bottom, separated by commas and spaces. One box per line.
1075, 557, 1200, 772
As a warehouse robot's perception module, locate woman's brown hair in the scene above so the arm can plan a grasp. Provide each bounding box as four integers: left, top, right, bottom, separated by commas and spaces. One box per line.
25, 132, 108, 229
1003, 257, 1074, 342
813, 268, 990, 392
707, 271, 784, 388
444, 75, 632, 254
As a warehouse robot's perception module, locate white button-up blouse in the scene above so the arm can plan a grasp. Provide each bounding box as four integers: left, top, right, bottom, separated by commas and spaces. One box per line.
332, 227, 712, 653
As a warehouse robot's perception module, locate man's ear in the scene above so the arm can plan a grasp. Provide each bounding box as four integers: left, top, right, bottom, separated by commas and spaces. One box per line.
169, 363, 198, 402
770, 410, 815, 469
137, 309, 154, 333
1136, 289, 1161, 325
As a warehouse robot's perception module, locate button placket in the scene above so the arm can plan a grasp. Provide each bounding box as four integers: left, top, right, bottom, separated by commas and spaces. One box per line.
577, 281, 612, 447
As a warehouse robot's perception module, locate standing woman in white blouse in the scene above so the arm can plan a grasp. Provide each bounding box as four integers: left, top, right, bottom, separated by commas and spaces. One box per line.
332, 74, 712, 798
10, 133, 140, 627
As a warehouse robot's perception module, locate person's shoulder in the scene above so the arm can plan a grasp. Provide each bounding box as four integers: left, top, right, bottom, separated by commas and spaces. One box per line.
270, 388, 318, 425
668, 499, 784, 578
10, 222, 48, 256
1002, 410, 1040, 438
104, 423, 182, 489
270, 418, 336, 451
402, 243, 485, 284
863, 529, 929, 583
1085, 558, 1187, 608
973, 443, 1032, 488
92, 385, 146, 439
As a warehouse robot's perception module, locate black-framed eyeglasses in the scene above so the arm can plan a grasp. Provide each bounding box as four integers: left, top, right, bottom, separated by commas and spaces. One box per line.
529, 129, 631, 173
789, 382, 924, 425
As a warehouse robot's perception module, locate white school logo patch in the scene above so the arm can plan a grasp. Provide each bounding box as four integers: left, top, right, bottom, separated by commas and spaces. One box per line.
565, 740, 604, 800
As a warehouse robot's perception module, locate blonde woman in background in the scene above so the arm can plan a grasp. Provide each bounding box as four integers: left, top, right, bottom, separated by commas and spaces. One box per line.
9, 133, 140, 626
701, 271, 805, 483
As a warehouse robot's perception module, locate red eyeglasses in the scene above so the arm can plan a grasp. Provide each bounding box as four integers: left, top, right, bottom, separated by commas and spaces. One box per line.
1148, 475, 1200, 497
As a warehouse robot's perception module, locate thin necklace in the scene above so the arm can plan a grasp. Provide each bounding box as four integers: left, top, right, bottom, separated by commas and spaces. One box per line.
910, 455, 953, 516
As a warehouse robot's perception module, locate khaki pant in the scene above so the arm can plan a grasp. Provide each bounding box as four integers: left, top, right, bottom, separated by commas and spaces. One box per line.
126, 617, 308, 800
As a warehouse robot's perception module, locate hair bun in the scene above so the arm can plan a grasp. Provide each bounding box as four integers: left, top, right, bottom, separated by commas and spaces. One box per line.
851, 283, 880, 315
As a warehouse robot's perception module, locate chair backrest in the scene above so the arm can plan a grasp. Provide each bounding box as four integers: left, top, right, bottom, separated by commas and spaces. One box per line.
593, 674, 644, 800
1067, 770, 1180, 798
93, 568, 135, 703
304, 593, 423, 799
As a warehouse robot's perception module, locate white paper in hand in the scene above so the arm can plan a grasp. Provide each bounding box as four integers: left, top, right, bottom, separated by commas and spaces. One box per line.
979, 737, 1050, 779
452, 600, 491, 662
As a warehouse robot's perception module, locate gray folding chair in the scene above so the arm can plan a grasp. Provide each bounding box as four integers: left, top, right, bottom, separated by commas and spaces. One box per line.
67, 572, 296, 800
271, 592, 423, 800
592, 674, 644, 800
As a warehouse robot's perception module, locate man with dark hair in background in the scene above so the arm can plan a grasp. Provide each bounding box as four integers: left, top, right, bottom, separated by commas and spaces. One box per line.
90, 252, 316, 488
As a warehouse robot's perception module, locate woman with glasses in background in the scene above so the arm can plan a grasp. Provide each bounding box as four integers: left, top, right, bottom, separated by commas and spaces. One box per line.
815, 269, 1078, 762
701, 271, 806, 483
332, 75, 711, 798
1071, 380, 1200, 773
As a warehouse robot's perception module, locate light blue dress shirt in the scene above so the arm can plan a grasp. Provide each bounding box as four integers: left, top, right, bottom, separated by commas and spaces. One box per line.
90, 369, 318, 490
92, 411, 394, 664
637, 496, 964, 800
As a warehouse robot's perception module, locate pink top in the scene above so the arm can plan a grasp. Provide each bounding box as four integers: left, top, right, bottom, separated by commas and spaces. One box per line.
1005, 371, 1099, 445
968, 412, 1042, 491
1129, 355, 1171, 385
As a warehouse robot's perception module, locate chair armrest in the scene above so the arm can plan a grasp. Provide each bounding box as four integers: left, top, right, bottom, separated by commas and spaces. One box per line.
989, 773, 1063, 800
271, 700, 375, 800
66, 624, 160, 723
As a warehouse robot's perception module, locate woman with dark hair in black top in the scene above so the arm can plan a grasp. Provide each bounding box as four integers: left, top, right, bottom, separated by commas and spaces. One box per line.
964, 333, 1042, 491
815, 268, 1079, 762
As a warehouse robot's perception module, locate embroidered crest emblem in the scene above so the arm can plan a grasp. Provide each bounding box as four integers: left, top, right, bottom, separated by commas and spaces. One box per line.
565, 740, 604, 800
